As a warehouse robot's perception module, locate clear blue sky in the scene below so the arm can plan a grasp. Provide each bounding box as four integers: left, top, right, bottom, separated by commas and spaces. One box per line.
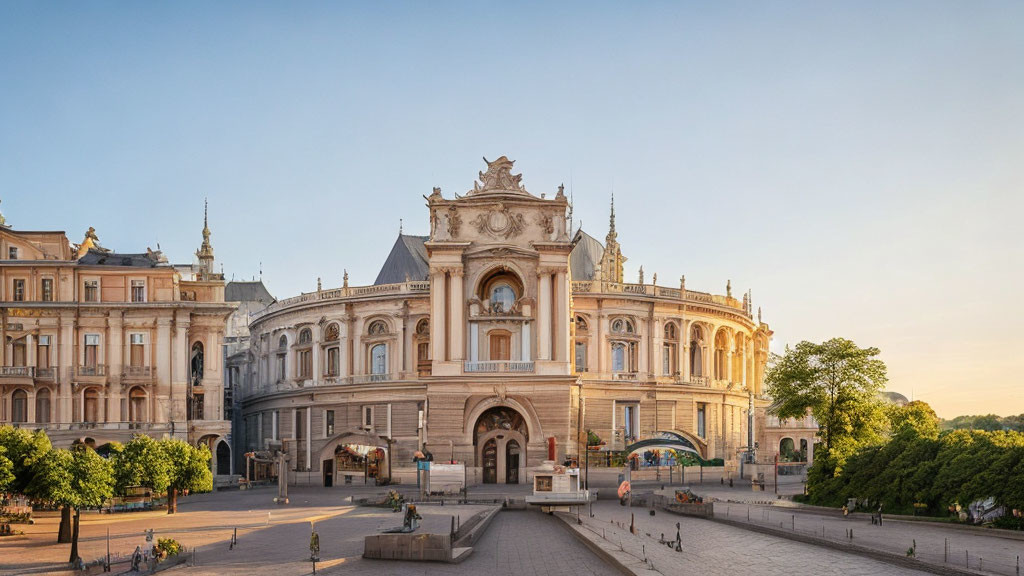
2, 2, 1022, 417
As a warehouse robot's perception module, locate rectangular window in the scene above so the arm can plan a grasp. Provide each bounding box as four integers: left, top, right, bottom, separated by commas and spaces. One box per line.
325, 347, 339, 376
623, 404, 638, 441
130, 280, 146, 302
84, 280, 99, 302
298, 349, 312, 379
12, 279, 25, 301
325, 410, 335, 437
296, 409, 305, 439
363, 406, 374, 428
130, 333, 145, 367
489, 333, 511, 361
277, 354, 286, 381
38, 335, 51, 369
41, 278, 54, 301
574, 341, 587, 372
697, 403, 707, 438
8, 247, 17, 260
273, 410, 280, 441
84, 334, 100, 367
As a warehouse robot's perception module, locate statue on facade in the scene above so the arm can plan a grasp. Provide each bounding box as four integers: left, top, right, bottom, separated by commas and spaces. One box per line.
343, 270, 349, 288
638, 266, 644, 285
680, 275, 686, 292
726, 279, 732, 298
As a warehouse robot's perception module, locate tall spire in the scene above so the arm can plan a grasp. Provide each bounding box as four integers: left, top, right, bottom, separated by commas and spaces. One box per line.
607, 192, 617, 243
196, 198, 215, 278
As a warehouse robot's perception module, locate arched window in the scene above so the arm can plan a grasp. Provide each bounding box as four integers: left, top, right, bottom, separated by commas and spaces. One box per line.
278, 335, 288, 350
129, 387, 146, 423
663, 322, 678, 376
488, 330, 511, 361
690, 325, 704, 377
489, 284, 515, 313
611, 318, 634, 334
415, 319, 429, 336
664, 322, 677, 340
714, 330, 729, 380
324, 323, 340, 342
367, 320, 389, 335
190, 342, 204, 386
83, 388, 100, 422
35, 388, 50, 423
370, 344, 387, 376
11, 389, 28, 423
611, 342, 626, 372
298, 328, 312, 344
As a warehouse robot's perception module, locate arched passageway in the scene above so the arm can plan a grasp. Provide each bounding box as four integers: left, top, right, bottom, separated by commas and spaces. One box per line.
473, 406, 528, 485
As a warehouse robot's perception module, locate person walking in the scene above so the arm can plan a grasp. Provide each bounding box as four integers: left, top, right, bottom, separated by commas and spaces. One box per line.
877, 504, 883, 526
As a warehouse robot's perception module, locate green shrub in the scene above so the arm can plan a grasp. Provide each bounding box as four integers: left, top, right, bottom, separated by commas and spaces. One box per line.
155, 537, 181, 558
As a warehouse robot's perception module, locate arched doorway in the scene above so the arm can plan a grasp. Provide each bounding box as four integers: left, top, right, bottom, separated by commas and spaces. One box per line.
473, 406, 528, 485
216, 440, 231, 475
779, 437, 796, 461
506, 440, 520, 484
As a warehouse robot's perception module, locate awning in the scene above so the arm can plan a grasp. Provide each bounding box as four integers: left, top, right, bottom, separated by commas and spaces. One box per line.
624, 431, 710, 465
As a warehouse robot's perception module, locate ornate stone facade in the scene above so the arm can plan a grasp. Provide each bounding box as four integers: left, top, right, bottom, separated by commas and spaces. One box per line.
237, 157, 775, 486
0, 207, 235, 474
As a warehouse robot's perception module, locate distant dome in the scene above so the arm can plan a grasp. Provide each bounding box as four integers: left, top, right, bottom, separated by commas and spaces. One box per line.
880, 391, 909, 406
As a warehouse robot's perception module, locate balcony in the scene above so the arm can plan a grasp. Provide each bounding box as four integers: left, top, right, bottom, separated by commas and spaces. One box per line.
75, 364, 107, 378
0, 366, 35, 378
123, 366, 153, 381
689, 376, 709, 387
36, 367, 57, 381
463, 361, 535, 374
349, 373, 395, 384
611, 371, 640, 381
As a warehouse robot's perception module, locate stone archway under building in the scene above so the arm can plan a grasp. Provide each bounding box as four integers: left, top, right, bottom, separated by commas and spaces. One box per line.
473, 406, 529, 485
317, 429, 391, 487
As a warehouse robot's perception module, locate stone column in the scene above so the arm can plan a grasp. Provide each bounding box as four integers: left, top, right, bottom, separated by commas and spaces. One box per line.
741, 341, 748, 389
554, 269, 569, 363
155, 318, 172, 424
206, 329, 222, 420
430, 271, 446, 363
537, 272, 551, 361
171, 312, 190, 433
58, 314, 75, 423
448, 269, 464, 361
107, 312, 123, 421
311, 327, 321, 385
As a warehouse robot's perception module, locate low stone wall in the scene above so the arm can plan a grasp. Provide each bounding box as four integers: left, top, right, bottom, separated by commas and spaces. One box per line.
363, 533, 453, 563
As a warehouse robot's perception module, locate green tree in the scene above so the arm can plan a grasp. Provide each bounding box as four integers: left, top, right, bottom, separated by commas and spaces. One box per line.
0, 444, 13, 491
27, 446, 114, 563
0, 426, 52, 493
160, 439, 212, 514
889, 401, 940, 439
765, 338, 888, 472
111, 435, 170, 497
972, 414, 1004, 431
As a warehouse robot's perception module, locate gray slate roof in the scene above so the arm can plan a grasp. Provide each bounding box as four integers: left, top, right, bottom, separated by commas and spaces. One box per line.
570, 229, 604, 281
77, 249, 160, 267
226, 280, 274, 304
374, 234, 430, 285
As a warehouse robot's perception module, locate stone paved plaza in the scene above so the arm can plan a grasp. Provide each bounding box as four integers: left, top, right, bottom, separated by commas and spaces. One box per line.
3, 484, 1024, 575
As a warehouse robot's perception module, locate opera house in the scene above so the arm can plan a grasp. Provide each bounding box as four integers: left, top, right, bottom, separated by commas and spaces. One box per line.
231, 157, 777, 486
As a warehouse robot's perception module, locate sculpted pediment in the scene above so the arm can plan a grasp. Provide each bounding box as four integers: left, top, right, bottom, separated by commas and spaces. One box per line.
463, 245, 538, 260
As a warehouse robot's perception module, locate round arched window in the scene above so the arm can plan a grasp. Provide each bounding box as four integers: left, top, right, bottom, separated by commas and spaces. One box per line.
278, 335, 288, 349
368, 320, 388, 335
611, 318, 634, 334
299, 328, 312, 344
490, 284, 515, 313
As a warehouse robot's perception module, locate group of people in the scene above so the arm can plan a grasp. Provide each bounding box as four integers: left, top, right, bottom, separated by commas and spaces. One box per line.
841, 503, 884, 525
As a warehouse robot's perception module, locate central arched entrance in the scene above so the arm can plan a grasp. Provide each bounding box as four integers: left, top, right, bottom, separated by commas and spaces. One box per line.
474, 406, 528, 484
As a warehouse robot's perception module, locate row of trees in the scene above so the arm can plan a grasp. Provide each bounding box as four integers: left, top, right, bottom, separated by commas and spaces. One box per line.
809, 405, 1024, 515
941, 414, 1024, 432
0, 427, 212, 564
765, 338, 1024, 519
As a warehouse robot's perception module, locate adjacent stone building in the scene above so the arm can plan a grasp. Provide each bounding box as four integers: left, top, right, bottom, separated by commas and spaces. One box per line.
237, 157, 776, 486
0, 203, 235, 474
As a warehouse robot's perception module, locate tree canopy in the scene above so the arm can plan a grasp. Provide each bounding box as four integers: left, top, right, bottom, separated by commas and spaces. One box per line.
26, 445, 113, 511
0, 426, 52, 493
765, 338, 888, 469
